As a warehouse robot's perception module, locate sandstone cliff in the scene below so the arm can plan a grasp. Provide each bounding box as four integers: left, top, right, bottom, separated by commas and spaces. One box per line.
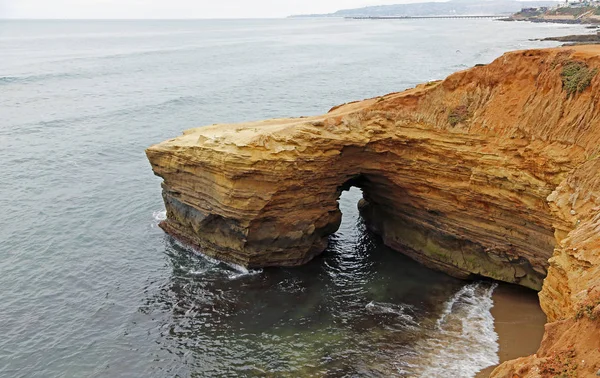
147, 45, 600, 376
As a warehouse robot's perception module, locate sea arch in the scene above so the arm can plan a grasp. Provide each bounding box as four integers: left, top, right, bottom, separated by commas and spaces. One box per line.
147, 109, 565, 291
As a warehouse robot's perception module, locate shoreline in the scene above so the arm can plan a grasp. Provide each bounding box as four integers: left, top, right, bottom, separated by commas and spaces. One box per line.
475, 284, 547, 377
503, 18, 596, 25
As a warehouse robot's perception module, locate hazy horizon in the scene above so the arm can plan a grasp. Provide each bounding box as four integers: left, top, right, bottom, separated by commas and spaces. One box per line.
0, 0, 554, 19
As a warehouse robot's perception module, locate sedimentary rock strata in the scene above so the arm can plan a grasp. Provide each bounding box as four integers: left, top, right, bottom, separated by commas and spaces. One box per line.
148, 45, 600, 376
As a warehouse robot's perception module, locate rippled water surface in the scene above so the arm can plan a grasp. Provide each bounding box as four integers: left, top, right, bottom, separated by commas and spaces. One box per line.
0, 19, 586, 377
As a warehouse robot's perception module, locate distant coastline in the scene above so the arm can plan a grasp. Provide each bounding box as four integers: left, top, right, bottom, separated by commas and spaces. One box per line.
289, 0, 559, 18
289, 0, 600, 29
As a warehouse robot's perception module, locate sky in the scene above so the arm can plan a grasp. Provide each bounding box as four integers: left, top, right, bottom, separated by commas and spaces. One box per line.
0, 0, 452, 19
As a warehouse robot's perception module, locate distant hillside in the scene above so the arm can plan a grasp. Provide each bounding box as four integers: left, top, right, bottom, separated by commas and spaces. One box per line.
290, 0, 560, 17
510, 4, 600, 23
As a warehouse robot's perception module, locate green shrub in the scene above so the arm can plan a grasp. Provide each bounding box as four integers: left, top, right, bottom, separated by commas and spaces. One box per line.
550, 6, 593, 17
561, 61, 598, 97
448, 105, 469, 126
575, 296, 600, 320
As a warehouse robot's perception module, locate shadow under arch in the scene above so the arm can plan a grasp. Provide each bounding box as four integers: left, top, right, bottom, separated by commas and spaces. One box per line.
323, 168, 545, 291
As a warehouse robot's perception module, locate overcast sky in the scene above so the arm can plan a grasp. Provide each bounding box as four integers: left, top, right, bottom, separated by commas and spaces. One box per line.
0, 0, 454, 19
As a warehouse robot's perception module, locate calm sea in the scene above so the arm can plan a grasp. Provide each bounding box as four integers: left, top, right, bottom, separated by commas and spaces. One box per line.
0, 18, 587, 377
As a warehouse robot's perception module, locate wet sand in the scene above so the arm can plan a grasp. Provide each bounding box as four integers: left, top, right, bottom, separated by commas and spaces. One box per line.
475, 283, 548, 377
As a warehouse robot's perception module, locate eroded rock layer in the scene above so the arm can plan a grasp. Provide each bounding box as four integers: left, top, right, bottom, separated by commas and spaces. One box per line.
148, 46, 600, 376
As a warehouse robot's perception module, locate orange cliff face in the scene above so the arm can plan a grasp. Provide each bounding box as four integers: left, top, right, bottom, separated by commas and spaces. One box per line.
147, 45, 600, 376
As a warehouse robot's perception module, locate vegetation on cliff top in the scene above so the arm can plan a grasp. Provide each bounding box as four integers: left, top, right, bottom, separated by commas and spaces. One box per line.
561, 61, 598, 97
547, 6, 595, 17
575, 293, 600, 320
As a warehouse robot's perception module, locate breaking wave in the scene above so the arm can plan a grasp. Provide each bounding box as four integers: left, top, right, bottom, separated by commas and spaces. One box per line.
398, 282, 499, 377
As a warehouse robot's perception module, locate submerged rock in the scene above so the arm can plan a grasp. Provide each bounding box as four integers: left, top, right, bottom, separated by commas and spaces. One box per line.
148, 45, 600, 376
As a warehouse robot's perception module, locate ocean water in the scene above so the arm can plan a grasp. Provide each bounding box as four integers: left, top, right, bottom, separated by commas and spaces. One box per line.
0, 19, 586, 377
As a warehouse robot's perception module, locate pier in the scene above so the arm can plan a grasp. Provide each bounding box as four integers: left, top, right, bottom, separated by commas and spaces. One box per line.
347, 15, 504, 19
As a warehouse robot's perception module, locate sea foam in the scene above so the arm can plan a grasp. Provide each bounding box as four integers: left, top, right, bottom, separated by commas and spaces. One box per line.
398, 282, 499, 377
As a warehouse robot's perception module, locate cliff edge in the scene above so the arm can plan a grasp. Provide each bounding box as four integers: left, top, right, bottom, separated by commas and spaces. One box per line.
147, 45, 600, 376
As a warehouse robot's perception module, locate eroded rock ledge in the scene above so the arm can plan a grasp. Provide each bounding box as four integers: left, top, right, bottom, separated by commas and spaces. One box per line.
148, 46, 600, 376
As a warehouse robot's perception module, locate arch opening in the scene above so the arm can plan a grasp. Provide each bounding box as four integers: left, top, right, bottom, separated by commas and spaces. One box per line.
319, 171, 549, 291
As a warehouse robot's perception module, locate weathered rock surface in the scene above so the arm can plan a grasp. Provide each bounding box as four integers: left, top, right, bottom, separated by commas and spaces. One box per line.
147, 45, 600, 376
492, 146, 600, 377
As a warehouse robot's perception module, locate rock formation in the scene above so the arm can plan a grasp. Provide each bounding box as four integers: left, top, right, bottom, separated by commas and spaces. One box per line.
147, 45, 600, 376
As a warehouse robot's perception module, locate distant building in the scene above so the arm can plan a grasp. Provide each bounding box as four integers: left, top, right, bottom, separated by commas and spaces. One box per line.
557, 0, 596, 7
519, 6, 549, 12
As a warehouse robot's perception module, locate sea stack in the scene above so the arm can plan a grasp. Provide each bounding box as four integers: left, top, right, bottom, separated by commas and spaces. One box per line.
147, 46, 600, 376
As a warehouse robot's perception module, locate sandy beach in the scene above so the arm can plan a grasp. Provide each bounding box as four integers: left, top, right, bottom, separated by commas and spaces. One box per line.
476, 284, 548, 377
